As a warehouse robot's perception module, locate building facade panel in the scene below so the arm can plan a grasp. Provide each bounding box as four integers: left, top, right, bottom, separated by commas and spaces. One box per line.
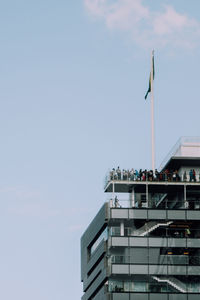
187, 211, 200, 220
168, 210, 186, 220
129, 264, 148, 274
188, 266, 200, 275
188, 295, 200, 300
111, 209, 129, 219
129, 209, 148, 219
149, 294, 168, 300
129, 294, 148, 300
149, 265, 168, 275
129, 237, 148, 247
149, 238, 168, 247
112, 293, 129, 300
187, 239, 200, 247
148, 210, 167, 219
168, 238, 186, 247
168, 295, 187, 300
111, 237, 129, 247
112, 264, 129, 274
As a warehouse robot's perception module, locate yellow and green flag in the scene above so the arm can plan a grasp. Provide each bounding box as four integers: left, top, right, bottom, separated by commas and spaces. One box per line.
145, 53, 155, 100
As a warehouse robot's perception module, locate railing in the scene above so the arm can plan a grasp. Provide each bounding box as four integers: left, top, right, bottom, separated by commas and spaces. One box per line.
105, 171, 200, 188
107, 278, 200, 293
109, 255, 200, 266
109, 226, 200, 238
108, 198, 200, 209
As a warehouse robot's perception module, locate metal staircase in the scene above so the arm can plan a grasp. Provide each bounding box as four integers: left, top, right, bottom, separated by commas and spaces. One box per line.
153, 276, 187, 293
134, 221, 173, 237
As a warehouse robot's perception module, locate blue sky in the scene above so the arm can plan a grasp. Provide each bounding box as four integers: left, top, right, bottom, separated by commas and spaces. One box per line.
1, 0, 200, 299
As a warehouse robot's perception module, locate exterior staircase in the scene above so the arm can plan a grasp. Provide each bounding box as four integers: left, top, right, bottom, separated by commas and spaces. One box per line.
134, 221, 173, 237
153, 276, 187, 293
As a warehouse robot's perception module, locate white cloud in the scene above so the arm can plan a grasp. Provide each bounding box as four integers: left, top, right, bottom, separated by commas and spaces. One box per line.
84, 0, 200, 49
105, 0, 149, 30
153, 6, 189, 36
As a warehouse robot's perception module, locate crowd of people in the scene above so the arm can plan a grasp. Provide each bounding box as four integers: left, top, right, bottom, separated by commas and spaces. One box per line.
109, 167, 199, 182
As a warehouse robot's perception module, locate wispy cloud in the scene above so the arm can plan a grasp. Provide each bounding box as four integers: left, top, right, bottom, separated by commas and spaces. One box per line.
84, 0, 200, 49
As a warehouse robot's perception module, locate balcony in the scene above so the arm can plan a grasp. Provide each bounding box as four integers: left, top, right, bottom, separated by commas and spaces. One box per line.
107, 276, 200, 294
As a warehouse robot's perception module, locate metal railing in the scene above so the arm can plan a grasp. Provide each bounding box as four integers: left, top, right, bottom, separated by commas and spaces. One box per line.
108, 198, 200, 210
109, 255, 200, 266
107, 278, 200, 293
109, 226, 200, 238
105, 171, 200, 188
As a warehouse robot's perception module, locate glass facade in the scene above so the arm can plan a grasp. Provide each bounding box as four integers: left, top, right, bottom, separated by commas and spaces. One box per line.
108, 277, 200, 293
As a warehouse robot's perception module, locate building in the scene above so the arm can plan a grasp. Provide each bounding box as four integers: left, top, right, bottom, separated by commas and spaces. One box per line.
81, 137, 200, 300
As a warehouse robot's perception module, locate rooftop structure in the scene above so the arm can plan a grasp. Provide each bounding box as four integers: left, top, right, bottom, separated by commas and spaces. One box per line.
160, 137, 200, 170
81, 138, 200, 300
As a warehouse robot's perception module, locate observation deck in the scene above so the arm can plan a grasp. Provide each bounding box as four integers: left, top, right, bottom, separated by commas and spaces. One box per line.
105, 137, 200, 194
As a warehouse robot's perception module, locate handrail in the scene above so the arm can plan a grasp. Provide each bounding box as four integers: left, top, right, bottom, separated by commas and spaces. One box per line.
109, 226, 200, 238
104, 170, 200, 188
109, 255, 200, 265
108, 198, 200, 210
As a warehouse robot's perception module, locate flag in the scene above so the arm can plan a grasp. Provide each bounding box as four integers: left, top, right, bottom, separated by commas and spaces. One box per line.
144, 75, 151, 100
145, 52, 155, 100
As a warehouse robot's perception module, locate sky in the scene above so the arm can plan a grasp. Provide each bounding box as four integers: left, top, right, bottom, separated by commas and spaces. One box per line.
1, 0, 200, 299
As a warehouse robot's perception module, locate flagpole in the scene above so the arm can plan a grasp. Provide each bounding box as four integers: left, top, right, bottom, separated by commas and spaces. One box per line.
151, 50, 155, 172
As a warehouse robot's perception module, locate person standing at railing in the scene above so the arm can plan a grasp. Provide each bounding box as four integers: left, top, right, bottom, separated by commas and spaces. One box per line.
183, 171, 187, 182
159, 171, 163, 181
127, 169, 131, 180
113, 168, 116, 180
189, 169, 193, 182
134, 169, 139, 180
193, 169, 196, 182
175, 170, 180, 181
123, 169, 128, 180
116, 166, 121, 180
164, 169, 169, 181
130, 168, 134, 180
114, 196, 121, 208
155, 169, 159, 181
142, 171, 146, 181
190, 169, 194, 181
148, 170, 153, 181
139, 169, 142, 181
172, 171, 176, 182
